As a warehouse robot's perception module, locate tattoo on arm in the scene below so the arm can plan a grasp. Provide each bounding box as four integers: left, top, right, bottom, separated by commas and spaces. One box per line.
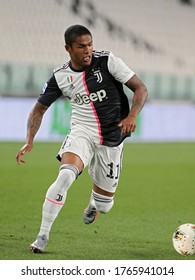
27, 102, 48, 143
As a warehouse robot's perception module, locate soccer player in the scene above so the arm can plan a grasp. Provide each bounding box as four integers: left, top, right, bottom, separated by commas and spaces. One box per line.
16, 24, 148, 253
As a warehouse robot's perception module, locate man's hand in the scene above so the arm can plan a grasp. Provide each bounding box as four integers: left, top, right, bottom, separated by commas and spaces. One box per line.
118, 115, 136, 136
16, 143, 33, 165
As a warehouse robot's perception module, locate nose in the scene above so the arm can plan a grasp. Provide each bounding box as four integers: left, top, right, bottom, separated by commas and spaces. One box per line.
84, 46, 90, 54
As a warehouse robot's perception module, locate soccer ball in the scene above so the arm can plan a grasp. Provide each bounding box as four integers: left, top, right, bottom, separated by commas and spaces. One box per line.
172, 223, 195, 255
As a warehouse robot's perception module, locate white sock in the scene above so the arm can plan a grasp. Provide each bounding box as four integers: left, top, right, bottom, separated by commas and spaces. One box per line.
38, 164, 78, 239
92, 191, 114, 213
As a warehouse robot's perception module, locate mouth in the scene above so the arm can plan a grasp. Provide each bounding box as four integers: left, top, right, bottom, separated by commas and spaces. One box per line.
83, 56, 91, 63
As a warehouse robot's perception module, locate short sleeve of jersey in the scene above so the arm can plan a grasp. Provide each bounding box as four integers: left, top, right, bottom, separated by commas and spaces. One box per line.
107, 52, 135, 84
38, 74, 62, 107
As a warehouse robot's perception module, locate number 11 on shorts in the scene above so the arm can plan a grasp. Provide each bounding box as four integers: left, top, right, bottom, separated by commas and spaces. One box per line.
106, 162, 120, 179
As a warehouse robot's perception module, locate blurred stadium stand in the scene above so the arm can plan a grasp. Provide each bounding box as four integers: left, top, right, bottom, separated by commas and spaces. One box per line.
0, 0, 194, 100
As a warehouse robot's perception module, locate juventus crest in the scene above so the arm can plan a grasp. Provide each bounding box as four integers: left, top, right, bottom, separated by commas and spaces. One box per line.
94, 70, 103, 83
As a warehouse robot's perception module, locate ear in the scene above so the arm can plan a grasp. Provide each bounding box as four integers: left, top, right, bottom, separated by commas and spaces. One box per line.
65, 44, 70, 53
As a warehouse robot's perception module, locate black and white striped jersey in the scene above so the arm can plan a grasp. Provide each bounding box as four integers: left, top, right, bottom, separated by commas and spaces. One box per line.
38, 50, 135, 147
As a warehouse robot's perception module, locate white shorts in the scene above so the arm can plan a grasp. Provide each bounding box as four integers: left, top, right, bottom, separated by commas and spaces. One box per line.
57, 130, 124, 193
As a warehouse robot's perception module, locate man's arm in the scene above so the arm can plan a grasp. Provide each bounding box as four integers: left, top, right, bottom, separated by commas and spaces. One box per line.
118, 74, 148, 135
16, 101, 48, 165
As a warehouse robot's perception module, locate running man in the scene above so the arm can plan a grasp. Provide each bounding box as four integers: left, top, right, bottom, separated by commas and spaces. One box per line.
16, 24, 148, 253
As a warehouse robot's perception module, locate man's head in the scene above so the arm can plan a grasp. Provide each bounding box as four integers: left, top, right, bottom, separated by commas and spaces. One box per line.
64, 24, 92, 46
64, 24, 93, 71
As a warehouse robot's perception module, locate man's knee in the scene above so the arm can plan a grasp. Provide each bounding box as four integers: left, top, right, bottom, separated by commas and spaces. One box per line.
92, 191, 114, 213
54, 164, 79, 190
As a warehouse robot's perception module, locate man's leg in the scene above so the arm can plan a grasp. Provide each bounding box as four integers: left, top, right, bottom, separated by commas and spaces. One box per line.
83, 184, 114, 224
83, 143, 123, 224
30, 152, 83, 253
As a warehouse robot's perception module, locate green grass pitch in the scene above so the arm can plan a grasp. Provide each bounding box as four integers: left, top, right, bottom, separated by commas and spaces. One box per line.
0, 141, 195, 260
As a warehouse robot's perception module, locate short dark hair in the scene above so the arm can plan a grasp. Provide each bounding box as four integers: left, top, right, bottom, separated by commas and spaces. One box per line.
64, 24, 92, 46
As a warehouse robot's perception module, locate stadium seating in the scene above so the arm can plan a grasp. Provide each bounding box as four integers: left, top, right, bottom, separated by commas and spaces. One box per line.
0, 0, 194, 99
